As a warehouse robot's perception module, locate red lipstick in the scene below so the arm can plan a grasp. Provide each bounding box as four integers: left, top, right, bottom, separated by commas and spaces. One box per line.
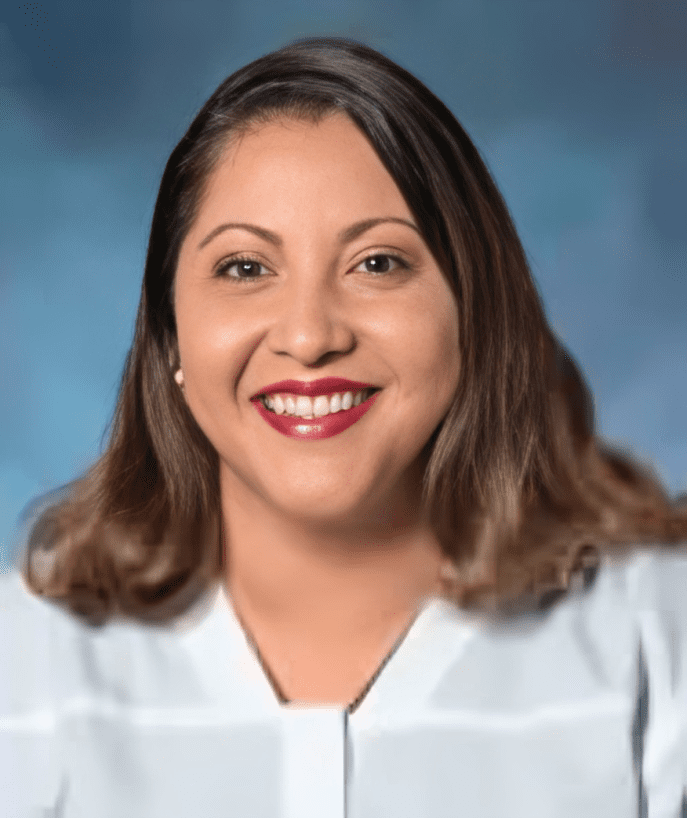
251, 377, 377, 399
252, 389, 381, 440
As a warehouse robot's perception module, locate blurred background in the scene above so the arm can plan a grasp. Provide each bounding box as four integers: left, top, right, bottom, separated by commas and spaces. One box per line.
1, 0, 685, 569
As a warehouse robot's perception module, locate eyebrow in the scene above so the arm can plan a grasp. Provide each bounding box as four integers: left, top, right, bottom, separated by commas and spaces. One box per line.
196, 217, 420, 251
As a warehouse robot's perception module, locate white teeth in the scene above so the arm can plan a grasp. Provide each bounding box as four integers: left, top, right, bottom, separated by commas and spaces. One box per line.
313, 395, 329, 417
295, 396, 313, 417
262, 388, 376, 418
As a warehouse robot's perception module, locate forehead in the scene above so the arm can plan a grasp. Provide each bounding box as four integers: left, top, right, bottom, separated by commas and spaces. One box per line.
192, 113, 413, 231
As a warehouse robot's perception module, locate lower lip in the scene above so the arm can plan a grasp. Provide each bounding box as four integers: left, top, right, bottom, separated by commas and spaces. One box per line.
252, 391, 381, 440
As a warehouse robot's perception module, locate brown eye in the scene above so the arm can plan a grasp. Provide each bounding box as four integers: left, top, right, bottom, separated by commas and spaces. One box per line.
235, 261, 262, 278
215, 258, 269, 281
365, 255, 391, 273
355, 254, 407, 276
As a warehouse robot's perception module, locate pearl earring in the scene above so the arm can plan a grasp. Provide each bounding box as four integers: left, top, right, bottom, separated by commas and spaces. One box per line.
174, 369, 184, 387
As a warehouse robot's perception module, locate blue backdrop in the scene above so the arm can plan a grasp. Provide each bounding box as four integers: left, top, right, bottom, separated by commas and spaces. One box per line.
1, 0, 685, 568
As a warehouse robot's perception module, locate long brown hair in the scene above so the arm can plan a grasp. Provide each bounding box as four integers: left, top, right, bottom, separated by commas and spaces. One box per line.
20, 38, 687, 624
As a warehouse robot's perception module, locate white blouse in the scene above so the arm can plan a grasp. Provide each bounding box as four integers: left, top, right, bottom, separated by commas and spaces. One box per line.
1, 545, 686, 817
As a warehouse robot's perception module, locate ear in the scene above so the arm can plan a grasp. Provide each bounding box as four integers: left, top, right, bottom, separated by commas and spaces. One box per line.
165, 333, 183, 388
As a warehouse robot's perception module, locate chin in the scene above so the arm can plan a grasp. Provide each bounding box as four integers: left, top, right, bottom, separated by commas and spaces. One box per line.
276, 489, 370, 526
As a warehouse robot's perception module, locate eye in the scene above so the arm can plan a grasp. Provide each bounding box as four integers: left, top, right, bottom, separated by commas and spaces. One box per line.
214, 257, 270, 281
353, 253, 409, 276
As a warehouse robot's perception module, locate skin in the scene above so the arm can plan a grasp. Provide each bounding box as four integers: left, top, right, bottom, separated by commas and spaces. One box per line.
174, 114, 461, 704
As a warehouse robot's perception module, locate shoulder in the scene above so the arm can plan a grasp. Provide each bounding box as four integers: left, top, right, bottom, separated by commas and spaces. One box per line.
621, 542, 687, 613
0, 571, 78, 814
619, 541, 687, 680
567, 542, 687, 672
1, 569, 227, 712
612, 543, 687, 689
435, 544, 687, 710
612, 544, 687, 807
0, 571, 57, 681
564, 541, 687, 626
0, 571, 79, 716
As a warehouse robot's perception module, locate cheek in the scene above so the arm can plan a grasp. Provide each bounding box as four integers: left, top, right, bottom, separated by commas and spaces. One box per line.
176, 296, 241, 372
400, 289, 460, 394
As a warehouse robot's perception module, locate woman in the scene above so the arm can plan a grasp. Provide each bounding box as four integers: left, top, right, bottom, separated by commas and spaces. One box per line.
2, 37, 686, 817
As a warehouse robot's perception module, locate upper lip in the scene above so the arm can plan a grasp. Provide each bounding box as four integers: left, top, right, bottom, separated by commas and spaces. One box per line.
252, 378, 379, 399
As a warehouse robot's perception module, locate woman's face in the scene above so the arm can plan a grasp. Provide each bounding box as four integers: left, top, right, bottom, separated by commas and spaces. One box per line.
174, 113, 460, 527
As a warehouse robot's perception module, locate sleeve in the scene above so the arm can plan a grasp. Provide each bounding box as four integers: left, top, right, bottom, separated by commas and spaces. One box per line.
627, 546, 687, 817
0, 572, 67, 816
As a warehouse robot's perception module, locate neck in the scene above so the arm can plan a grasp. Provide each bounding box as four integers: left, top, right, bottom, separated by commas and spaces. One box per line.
220, 477, 447, 647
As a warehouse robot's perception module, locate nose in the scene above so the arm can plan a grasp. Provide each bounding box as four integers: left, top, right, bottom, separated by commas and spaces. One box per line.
266, 276, 356, 367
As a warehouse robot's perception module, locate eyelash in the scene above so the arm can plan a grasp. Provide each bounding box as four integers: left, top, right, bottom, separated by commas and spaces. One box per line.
213, 252, 411, 282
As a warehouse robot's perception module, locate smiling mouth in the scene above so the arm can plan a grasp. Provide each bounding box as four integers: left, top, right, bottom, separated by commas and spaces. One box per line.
259, 387, 379, 419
